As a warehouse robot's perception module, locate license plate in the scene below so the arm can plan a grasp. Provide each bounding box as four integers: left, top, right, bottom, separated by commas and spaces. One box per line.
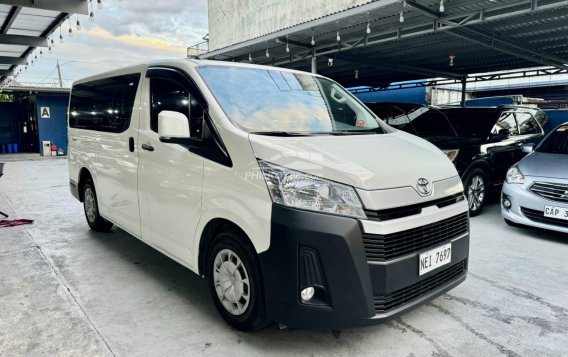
544, 206, 568, 221
419, 243, 452, 276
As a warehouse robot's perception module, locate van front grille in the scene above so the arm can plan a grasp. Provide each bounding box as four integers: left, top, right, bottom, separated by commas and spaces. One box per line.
362, 213, 469, 262
364, 193, 464, 221
521, 207, 568, 228
529, 182, 568, 203
373, 260, 466, 314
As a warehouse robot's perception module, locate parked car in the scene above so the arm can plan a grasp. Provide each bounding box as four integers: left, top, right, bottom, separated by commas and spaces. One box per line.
68, 60, 470, 330
365, 103, 547, 216
501, 122, 568, 233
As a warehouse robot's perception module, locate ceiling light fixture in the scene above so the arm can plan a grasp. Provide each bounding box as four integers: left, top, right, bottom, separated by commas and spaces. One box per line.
439, 0, 445, 12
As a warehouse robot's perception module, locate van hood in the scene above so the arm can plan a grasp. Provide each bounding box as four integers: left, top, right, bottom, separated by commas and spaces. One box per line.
249, 131, 458, 190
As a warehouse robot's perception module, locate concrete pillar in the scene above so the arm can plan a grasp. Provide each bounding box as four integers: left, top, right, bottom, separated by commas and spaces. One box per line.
460, 76, 467, 107
311, 50, 317, 74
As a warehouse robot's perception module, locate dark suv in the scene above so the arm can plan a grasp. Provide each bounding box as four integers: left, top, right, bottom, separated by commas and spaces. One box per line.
365, 103, 547, 216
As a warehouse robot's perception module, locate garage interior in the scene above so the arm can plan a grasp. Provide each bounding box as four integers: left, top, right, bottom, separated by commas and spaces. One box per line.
0, 1, 85, 155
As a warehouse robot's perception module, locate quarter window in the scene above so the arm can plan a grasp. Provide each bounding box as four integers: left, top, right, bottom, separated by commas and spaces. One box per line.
492, 112, 518, 136
69, 74, 140, 133
516, 112, 541, 135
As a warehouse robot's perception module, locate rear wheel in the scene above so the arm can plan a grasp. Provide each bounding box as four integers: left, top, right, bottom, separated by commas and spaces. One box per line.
206, 229, 269, 331
83, 179, 113, 231
464, 169, 487, 217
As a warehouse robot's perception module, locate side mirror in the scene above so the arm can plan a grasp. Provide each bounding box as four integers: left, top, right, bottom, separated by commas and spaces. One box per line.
522, 143, 535, 154
158, 110, 190, 144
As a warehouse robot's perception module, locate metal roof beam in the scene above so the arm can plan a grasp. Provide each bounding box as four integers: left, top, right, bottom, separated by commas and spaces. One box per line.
241, 0, 568, 76
330, 53, 462, 80
0, 33, 47, 46
406, 0, 568, 70
1, 6, 21, 34
0, 0, 88, 14
0, 56, 26, 65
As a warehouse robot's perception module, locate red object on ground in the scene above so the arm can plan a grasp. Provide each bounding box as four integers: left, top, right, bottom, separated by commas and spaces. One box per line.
0, 219, 33, 228
51, 144, 57, 152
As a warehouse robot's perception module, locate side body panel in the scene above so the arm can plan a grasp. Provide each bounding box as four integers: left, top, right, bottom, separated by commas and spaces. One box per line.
68, 66, 145, 238
137, 72, 204, 267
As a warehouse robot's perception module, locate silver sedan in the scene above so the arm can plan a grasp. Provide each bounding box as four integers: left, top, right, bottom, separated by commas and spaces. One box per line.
501, 122, 568, 234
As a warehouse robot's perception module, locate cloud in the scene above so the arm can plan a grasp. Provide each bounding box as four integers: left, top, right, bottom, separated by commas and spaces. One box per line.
17, 0, 208, 86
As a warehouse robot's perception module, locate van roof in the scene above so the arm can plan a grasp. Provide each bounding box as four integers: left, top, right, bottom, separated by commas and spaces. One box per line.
72, 59, 322, 86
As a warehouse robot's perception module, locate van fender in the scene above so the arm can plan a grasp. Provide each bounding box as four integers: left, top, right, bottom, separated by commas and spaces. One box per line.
192, 195, 271, 274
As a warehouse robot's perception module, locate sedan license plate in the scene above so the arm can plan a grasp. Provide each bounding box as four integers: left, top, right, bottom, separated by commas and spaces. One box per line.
419, 243, 452, 276
544, 206, 568, 221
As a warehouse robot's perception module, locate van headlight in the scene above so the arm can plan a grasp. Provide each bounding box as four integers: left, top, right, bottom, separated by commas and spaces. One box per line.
258, 160, 365, 219
506, 165, 524, 184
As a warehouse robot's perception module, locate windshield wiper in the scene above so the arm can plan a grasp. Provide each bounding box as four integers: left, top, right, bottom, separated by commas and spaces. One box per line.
331, 127, 383, 135
249, 131, 318, 137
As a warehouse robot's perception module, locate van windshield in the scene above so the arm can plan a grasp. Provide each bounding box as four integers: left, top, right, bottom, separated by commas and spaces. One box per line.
198, 65, 384, 135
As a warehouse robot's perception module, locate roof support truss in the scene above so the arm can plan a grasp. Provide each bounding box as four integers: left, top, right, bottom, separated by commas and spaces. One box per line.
217, 0, 568, 77
406, 0, 568, 70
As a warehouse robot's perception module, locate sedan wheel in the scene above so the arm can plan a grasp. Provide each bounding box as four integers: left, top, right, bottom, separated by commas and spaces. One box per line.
464, 169, 487, 216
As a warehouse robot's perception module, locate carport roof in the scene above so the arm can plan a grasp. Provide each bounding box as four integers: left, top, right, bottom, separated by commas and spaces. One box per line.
198, 0, 568, 87
0, 0, 88, 83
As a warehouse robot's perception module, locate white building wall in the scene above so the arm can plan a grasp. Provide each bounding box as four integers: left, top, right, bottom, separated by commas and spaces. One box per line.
208, 0, 376, 51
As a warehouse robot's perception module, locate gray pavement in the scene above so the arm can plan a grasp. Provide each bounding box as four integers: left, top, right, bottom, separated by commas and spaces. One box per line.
0, 158, 567, 357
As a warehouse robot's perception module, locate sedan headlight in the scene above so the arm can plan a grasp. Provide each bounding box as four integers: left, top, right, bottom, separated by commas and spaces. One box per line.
258, 160, 365, 218
506, 165, 524, 184
443, 149, 459, 162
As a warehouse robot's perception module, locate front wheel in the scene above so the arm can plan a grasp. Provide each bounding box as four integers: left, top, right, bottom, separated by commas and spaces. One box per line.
83, 179, 113, 231
206, 230, 269, 331
464, 169, 487, 217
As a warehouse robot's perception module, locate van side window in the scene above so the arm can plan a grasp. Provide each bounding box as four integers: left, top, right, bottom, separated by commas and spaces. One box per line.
149, 78, 205, 139
69, 74, 140, 133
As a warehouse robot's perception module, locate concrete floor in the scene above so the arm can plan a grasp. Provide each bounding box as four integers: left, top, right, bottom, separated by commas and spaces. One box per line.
0, 158, 567, 357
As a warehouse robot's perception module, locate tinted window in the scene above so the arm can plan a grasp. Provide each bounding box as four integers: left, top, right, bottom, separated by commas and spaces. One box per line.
198, 66, 382, 134
538, 125, 568, 154
70, 73, 140, 133
491, 111, 518, 136
150, 78, 204, 138
396, 108, 496, 138
516, 112, 541, 135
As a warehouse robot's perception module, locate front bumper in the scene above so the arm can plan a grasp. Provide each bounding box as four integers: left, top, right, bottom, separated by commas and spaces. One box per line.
258, 204, 469, 329
502, 179, 568, 234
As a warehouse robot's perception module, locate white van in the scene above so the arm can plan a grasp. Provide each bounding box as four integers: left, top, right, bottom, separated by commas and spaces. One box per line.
68, 59, 469, 330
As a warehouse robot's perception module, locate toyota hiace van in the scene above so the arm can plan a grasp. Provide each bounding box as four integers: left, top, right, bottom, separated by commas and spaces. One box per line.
68, 60, 469, 330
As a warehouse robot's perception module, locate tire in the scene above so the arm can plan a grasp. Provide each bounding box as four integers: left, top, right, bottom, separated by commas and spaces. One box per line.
82, 179, 113, 232
463, 169, 487, 217
206, 229, 269, 331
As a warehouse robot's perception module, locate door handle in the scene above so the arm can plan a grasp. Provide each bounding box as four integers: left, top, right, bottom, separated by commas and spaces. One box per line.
128, 137, 135, 152
141, 143, 154, 152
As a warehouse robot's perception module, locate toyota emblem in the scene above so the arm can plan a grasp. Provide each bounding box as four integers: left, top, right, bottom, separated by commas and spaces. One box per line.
416, 178, 433, 196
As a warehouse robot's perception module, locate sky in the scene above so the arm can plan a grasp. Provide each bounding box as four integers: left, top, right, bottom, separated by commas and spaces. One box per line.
16, 0, 208, 87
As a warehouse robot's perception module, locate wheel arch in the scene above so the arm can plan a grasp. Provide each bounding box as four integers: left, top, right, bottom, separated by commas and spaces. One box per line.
197, 218, 257, 277
77, 168, 94, 202
461, 160, 490, 181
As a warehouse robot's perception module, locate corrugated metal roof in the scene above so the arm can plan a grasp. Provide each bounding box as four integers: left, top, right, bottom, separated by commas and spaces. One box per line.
200, 0, 568, 87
